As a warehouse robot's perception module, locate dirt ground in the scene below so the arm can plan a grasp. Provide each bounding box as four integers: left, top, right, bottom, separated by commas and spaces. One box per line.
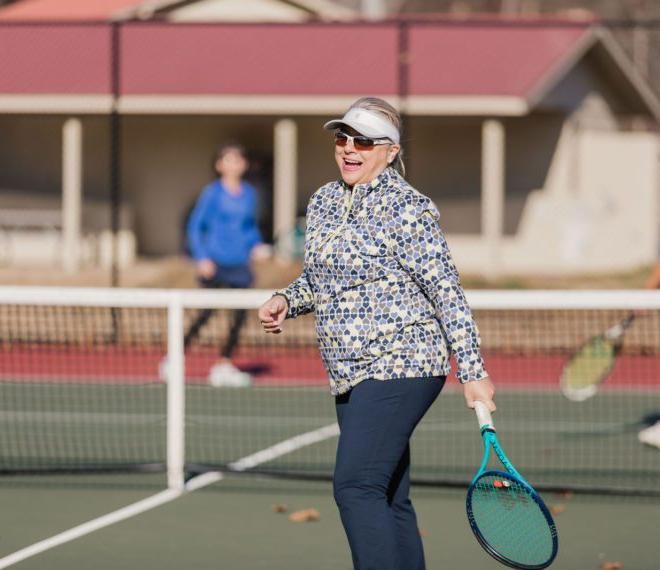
0, 256, 655, 290
0, 256, 301, 290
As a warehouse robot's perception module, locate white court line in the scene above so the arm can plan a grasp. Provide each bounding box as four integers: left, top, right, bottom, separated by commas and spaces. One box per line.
184, 471, 224, 492
0, 489, 181, 570
0, 422, 340, 568
229, 422, 340, 472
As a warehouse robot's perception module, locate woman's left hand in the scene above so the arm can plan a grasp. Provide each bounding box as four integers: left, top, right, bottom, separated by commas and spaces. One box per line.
463, 376, 496, 412
258, 295, 288, 334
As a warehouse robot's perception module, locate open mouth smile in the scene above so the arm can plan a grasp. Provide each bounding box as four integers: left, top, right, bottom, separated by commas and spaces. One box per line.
342, 158, 363, 172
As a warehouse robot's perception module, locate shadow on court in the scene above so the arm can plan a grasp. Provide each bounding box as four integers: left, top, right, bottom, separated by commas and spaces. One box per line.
0, 474, 658, 569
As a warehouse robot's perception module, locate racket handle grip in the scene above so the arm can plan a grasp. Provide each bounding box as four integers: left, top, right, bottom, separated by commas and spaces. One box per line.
474, 401, 494, 430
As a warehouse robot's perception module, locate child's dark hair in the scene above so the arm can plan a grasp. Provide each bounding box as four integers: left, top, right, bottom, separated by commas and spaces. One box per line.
212, 142, 248, 175
215, 142, 247, 162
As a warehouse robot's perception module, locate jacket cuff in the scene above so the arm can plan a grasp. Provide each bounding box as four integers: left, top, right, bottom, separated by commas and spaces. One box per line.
272, 291, 292, 318
456, 361, 488, 384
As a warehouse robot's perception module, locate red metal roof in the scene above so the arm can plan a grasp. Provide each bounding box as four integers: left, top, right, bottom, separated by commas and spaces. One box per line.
0, 20, 640, 109
0, 0, 142, 21
409, 24, 589, 97
0, 25, 111, 93
121, 24, 400, 95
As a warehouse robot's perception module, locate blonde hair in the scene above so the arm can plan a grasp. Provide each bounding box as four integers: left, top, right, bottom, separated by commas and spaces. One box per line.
348, 97, 405, 176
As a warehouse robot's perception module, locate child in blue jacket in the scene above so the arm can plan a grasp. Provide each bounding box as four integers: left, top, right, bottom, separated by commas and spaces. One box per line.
162, 143, 268, 386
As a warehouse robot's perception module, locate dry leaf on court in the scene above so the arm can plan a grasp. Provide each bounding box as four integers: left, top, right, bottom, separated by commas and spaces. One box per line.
288, 508, 320, 523
550, 504, 566, 515
272, 504, 288, 514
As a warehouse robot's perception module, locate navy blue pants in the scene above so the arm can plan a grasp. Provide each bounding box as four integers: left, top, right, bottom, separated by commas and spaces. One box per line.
333, 376, 446, 570
184, 264, 253, 358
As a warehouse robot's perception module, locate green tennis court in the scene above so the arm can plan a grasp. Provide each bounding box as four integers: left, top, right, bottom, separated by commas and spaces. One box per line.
0, 385, 658, 569
0, 289, 659, 568
1, 473, 658, 569
2, 385, 659, 493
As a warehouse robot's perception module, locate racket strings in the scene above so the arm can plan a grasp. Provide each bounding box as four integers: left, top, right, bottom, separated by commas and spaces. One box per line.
469, 473, 556, 567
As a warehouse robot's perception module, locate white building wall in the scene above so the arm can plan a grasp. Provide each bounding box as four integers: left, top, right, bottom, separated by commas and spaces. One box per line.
574, 130, 658, 266
452, 129, 659, 274
448, 55, 659, 276
165, 0, 310, 22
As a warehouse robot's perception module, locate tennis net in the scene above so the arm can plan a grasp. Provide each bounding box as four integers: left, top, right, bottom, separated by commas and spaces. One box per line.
0, 286, 658, 496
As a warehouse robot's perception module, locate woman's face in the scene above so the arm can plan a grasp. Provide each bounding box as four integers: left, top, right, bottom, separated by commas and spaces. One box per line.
334, 126, 400, 187
215, 149, 248, 178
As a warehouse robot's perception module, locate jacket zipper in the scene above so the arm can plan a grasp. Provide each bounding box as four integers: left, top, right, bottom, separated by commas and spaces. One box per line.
319, 186, 356, 248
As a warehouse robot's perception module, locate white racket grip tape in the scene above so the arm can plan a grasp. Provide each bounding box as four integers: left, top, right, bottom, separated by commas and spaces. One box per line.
474, 401, 494, 430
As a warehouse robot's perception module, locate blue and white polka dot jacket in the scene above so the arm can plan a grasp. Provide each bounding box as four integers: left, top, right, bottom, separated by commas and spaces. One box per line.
276, 167, 488, 395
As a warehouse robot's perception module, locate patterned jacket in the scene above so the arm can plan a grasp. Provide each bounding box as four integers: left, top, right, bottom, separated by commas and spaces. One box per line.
276, 167, 488, 396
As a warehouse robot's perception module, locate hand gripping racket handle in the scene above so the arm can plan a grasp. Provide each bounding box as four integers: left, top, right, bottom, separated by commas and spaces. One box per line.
474, 401, 494, 431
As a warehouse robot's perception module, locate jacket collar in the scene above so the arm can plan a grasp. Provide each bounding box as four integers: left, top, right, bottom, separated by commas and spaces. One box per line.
339, 166, 397, 193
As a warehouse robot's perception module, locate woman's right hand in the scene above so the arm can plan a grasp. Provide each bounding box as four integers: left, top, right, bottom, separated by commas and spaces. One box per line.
258, 295, 288, 334
463, 376, 496, 412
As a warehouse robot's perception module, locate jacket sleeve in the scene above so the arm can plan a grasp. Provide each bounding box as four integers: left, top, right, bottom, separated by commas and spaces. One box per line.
387, 196, 488, 383
274, 269, 315, 319
186, 187, 214, 261
245, 185, 264, 251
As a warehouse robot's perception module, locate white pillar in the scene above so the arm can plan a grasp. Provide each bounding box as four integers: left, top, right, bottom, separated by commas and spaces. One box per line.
481, 119, 505, 279
62, 118, 83, 273
273, 119, 298, 260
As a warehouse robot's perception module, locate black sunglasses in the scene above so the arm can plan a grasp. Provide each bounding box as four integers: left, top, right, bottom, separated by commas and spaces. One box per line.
334, 131, 391, 151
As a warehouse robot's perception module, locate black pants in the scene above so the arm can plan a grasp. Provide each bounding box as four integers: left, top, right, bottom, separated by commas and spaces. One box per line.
184, 266, 252, 359
334, 376, 446, 570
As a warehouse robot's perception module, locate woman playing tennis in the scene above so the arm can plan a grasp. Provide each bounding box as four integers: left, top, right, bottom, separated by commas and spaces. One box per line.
258, 97, 495, 570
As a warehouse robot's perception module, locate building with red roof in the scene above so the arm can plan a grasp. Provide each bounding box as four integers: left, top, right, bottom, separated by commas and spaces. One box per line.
0, 0, 356, 22
0, 0, 146, 20
0, 16, 657, 275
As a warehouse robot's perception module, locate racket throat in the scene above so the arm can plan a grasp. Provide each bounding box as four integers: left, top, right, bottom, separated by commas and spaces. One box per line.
492, 440, 528, 485
473, 432, 495, 482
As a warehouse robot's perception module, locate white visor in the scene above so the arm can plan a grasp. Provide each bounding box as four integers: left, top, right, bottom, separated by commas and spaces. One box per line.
323, 107, 400, 144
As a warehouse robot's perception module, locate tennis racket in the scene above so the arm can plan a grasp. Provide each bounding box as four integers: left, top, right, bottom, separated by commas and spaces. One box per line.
466, 401, 558, 569
559, 312, 635, 402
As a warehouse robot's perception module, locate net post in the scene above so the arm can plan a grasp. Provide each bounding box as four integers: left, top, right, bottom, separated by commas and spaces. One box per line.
167, 293, 185, 492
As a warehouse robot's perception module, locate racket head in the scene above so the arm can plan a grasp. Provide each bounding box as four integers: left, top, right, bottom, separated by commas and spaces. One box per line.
560, 334, 617, 402
466, 470, 558, 570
